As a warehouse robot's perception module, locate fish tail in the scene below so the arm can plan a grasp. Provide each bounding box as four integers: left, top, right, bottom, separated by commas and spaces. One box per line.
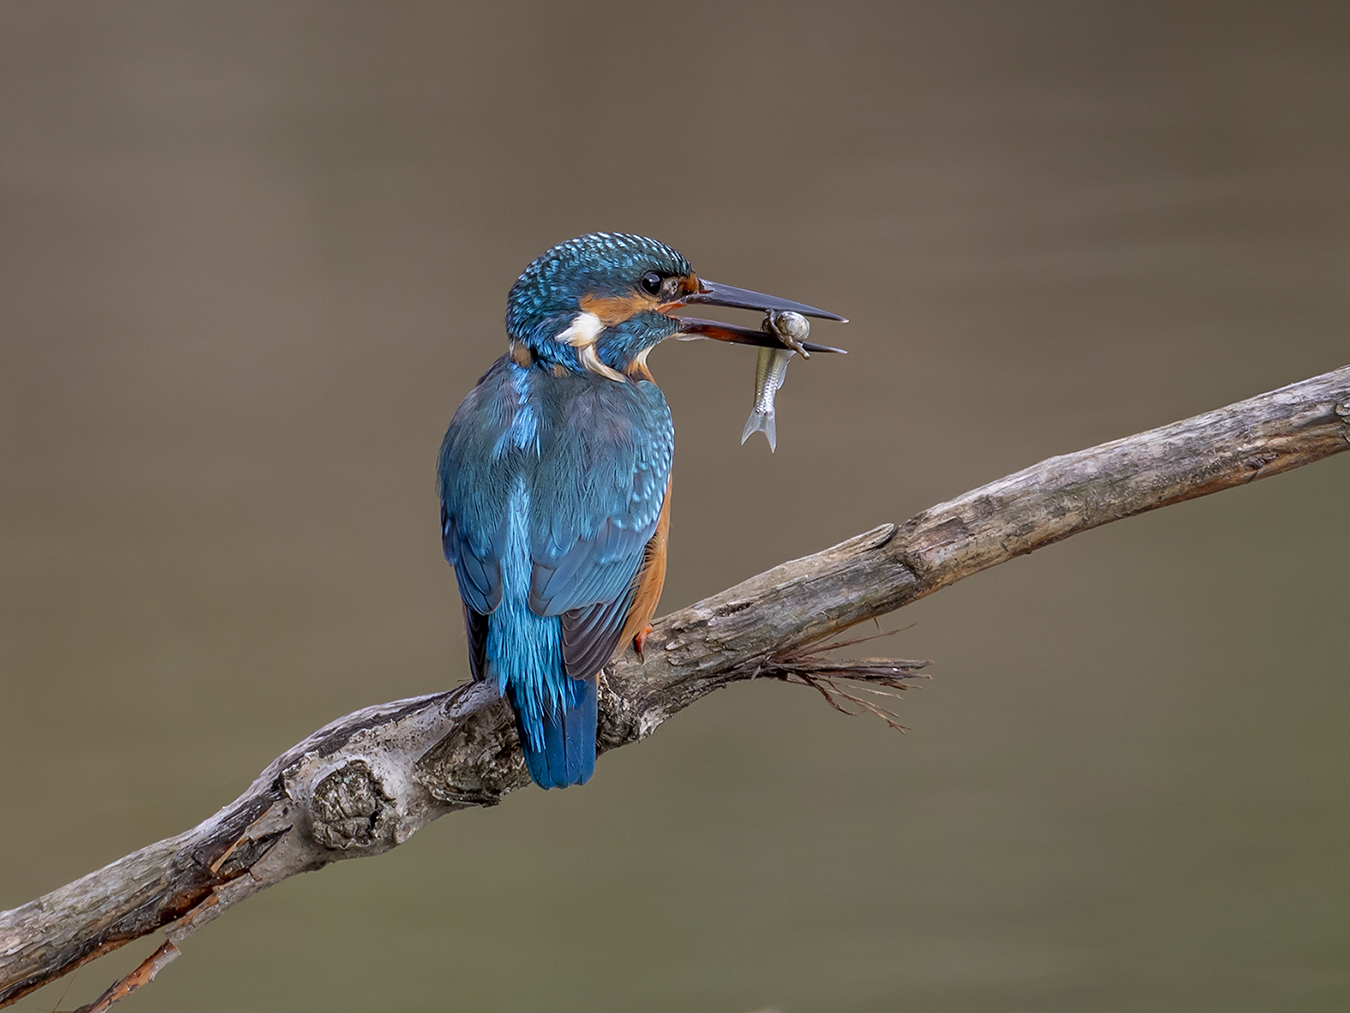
741, 410, 777, 452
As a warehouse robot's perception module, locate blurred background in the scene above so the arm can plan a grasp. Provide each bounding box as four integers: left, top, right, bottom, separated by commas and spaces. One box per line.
1, 2, 1347, 1011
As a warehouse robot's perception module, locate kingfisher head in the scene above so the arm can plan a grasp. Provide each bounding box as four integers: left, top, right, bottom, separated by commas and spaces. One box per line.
505, 232, 845, 381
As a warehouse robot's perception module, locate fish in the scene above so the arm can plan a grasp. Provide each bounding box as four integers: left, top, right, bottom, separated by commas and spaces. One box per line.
741, 345, 795, 451
741, 310, 810, 451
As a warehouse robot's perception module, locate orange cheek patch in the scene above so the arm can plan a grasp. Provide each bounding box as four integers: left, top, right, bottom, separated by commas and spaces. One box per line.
579, 292, 658, 326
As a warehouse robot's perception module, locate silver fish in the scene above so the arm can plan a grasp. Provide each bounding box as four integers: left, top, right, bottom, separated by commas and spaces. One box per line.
741, 310, 810, 451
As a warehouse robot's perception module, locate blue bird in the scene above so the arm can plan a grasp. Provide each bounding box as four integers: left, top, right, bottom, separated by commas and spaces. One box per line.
438, 233, 844, 789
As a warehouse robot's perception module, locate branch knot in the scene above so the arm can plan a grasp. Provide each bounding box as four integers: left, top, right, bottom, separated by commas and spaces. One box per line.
310, 761, 397, 852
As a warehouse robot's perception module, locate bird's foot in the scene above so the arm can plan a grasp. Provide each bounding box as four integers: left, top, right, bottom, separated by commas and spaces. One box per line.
633, 624, 654, 661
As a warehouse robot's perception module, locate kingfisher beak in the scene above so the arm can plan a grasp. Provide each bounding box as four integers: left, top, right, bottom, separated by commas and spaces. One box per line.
683, 280, 847, 322
670, 279, 848, 353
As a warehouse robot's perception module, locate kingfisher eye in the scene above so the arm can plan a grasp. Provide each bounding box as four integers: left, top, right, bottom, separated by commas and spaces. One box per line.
639, 271, 663, 296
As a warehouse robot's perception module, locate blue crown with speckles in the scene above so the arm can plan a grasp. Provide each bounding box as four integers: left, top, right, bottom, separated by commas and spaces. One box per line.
505, 232, 692, 342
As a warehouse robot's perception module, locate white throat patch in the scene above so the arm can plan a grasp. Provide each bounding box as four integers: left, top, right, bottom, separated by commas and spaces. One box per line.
555, 310, 603, 348
555, 310, 623, 382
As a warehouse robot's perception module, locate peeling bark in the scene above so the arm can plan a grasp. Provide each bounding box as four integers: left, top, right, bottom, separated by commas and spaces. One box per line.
2, 364, 1347, 1010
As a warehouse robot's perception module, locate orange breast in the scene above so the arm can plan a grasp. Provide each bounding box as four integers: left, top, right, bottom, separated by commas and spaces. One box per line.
618, 475, 672, 652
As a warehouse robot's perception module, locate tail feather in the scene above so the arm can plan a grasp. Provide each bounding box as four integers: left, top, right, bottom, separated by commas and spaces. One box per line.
510, 676, 596, 789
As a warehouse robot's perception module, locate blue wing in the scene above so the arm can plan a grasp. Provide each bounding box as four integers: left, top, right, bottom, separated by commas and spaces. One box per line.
439, 359, 673, 682
529, 373, 672, 678
527, 378, 672, 613
437, 358, 518, 618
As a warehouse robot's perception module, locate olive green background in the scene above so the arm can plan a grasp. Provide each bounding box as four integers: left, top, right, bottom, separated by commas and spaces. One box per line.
1, 3, 1347, 1011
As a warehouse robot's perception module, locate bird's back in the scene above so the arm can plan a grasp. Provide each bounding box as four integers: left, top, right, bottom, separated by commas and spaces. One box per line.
439, 355, 673, 786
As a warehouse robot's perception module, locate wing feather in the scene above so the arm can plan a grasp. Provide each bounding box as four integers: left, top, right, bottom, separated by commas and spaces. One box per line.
462, 604, 490, 683
528, 380, 673, 621
559, 590, 636, 681
439, 359, 674, 683
439, 358, 526, 653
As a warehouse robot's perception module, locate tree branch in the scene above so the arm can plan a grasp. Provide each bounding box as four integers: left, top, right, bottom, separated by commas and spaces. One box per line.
3, 364, 1347, 1010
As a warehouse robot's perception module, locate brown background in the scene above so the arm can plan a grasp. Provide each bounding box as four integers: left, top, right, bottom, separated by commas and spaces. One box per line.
1, 2, 1347, 1011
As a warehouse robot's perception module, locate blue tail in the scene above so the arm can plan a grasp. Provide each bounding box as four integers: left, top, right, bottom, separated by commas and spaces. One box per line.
508, 676, 596, 789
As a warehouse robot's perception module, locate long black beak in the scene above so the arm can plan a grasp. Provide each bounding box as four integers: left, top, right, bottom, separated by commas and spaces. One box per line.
682, 280, 847, 322
672, 279, 848, 353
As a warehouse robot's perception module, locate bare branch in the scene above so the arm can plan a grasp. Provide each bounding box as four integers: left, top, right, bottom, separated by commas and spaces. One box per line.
2, 364, 1347, 1010
69, 943, 179, 1013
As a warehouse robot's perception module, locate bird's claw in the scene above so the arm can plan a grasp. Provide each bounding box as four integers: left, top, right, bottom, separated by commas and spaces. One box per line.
633, 624, 654, 661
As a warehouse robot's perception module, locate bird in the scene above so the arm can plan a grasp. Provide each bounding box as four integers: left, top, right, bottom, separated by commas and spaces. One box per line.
438, 233, 844, 789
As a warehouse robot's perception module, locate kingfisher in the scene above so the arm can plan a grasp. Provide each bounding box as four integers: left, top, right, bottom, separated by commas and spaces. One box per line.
438, 233, 844, 789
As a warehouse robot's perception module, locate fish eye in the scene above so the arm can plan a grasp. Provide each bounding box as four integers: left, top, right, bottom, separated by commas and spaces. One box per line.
639, 271, 663, 296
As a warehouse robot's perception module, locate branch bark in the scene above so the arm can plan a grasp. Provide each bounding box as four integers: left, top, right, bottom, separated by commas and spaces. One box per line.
3, 364, 1348, 1009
